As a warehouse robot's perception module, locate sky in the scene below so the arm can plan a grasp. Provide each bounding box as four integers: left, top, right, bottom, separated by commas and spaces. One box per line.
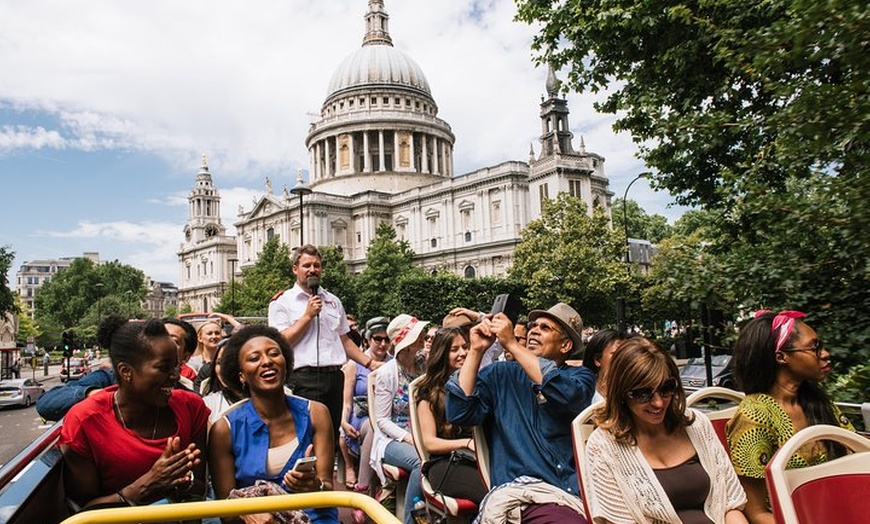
0, 0, 687, 286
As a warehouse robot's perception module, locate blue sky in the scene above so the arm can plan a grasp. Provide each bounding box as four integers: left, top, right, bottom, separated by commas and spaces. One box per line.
0, 0, 682, 286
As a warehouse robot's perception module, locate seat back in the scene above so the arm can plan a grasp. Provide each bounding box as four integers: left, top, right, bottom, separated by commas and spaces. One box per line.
407, 375, 429, 463
766, 425, 870, 524
571, 400, 602, 522
472, 425, 491, 491
367, 368, 378, 431
685, 387, 745, 454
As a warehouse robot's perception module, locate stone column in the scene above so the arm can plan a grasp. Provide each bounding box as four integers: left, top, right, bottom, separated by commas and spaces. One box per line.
409, 133, 416, 172
363, 131, 371, 172
393, 131, 400, 172
421, 134, 429, 173
324, 137, 331, 177
378, 131, 385, 171
349, 133, 356, 174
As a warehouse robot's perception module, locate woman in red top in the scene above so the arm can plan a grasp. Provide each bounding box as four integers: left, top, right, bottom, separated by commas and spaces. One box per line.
60, 315, 209, 510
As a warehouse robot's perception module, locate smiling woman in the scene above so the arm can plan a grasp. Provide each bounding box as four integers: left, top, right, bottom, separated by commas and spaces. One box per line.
208, 324, 339, 524
59, 314, 209, 518
586, 337, 748, 524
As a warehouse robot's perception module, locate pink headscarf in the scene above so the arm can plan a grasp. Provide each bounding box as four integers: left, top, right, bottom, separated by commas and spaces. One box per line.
754, 310, 807, 352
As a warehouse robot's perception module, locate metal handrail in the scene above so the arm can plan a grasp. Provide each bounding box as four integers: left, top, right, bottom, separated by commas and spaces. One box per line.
59, 491, 401, 524
0, 419, 63, 489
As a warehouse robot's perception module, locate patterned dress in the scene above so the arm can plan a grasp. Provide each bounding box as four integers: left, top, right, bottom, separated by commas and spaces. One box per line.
726, 393, 854, 479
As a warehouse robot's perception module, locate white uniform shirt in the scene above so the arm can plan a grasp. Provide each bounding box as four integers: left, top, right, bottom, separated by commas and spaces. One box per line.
268, 282, 350, 369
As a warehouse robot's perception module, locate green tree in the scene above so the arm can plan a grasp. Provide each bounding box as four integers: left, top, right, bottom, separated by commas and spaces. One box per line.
0, 246, 17, 318
612, 198, 673, 244
320, 245, 356, 315
34, 258, 146, 335
516, 0, 868, 209
395, 272, 526, 324
216, 237, 293, 317
355, 224, 421, 320
14, 295, 41, 344
509, 193, 628, 327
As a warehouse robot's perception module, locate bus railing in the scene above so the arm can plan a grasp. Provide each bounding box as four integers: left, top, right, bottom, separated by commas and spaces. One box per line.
58, 491, 400, 524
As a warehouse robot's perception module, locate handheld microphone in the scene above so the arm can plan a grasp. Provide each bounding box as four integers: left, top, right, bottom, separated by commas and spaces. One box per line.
307, 276, 321, 296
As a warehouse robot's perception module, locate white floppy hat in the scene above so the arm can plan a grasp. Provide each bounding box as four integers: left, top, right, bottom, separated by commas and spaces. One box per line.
387, 314, 429, 356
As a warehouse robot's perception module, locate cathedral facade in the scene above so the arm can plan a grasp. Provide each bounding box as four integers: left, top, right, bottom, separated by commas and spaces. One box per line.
178, 0, 613, 308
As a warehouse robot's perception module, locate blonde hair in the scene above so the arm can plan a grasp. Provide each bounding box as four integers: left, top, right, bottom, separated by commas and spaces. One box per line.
593, 337, 693, 445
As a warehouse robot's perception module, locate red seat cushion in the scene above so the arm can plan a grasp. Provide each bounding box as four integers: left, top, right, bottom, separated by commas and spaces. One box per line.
792, 474, 870, 524
424, 490, 477, 515
383, 463, 409, 481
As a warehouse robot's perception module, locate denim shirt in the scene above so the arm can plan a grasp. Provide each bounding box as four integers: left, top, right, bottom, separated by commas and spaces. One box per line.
36, 368, 115, 421
226, 395, 339, 524
445, 359, 595, 495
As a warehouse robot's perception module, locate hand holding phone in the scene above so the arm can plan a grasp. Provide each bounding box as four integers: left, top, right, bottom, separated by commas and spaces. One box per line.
292, 456, 317, 474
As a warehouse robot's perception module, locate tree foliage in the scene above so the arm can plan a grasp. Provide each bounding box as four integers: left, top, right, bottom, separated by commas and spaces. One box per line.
516, 0, 868, 209
320, 245, 356, 315
15, 295, 40, 344
395, 272, 526, 324
612, 198, 673, 244
354, 224, 421, 320
0, 246, 17, 318
509, 193, 628, 326
216, 237, 292, 317
34, 258, 146, 337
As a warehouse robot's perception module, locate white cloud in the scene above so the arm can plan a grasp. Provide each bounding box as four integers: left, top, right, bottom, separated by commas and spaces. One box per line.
41, 221, 179, 245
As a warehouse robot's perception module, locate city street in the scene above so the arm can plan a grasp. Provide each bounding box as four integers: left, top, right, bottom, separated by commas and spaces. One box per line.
0, 362, 65, 466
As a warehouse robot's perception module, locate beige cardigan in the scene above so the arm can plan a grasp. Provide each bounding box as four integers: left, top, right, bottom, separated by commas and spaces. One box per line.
585, 409, 746, 524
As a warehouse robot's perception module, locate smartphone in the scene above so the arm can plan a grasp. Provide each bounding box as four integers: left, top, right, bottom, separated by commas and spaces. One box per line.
490, 294, 521, 325
292, 456, 317, 473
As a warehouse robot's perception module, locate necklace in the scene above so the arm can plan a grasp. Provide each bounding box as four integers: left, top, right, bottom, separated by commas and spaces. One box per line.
114, 391, 161, 440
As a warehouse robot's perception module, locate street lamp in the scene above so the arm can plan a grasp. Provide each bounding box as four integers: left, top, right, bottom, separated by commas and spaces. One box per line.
228, 257, 238, 317
290, 168, 313, 246
617, 171, 652, 333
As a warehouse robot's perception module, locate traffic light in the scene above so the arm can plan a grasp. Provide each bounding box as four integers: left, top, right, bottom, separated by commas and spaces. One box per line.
62, 331, 72, 358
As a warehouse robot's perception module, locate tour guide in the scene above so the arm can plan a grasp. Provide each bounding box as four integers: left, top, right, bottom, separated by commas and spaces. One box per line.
268, 244, 382, 437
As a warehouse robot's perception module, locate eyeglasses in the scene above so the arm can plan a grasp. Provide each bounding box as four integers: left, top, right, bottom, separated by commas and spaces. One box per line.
424, 335, 435, 342
527, 321, 562, 335
371, 335, 390, 344
627, 378, 679, 404
782, 339, 825, 359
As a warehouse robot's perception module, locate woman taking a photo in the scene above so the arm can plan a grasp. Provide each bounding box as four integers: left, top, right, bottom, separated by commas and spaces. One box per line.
208, 325, 338, 523
61, 315, 208, 511
415, 326, 487, 505
586, 337, 747, 524
727, 310, 853, 524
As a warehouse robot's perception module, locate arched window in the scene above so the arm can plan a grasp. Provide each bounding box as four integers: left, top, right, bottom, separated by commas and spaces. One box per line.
464, 266, 476, 278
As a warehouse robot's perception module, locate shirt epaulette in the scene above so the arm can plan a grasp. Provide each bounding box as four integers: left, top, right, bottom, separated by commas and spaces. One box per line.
270, 289, 285, 301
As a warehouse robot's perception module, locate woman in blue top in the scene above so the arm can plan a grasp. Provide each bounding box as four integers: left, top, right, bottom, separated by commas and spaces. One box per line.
208, 325, 338, 523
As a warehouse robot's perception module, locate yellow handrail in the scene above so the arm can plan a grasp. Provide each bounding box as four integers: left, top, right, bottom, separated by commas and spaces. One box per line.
59, 491, 401, 524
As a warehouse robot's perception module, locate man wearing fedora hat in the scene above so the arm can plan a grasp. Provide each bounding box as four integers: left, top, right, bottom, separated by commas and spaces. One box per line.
446, 302, 595, 523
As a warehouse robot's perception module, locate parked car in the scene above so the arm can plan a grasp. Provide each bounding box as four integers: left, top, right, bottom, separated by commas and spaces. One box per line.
0, 378, 46, 408
680, 354, 736, 391
60, 358, 91, 382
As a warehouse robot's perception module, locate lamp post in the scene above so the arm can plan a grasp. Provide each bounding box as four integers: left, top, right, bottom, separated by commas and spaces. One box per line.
228, 258, 238, 317
290, 168, 313, 246
617, 171, 651, 334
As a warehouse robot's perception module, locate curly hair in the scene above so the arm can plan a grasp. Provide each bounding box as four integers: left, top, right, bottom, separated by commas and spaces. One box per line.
415, 326, 468, 439
594, 337, 693, 445
98, 314, 171, 370
219, 325, 294, 394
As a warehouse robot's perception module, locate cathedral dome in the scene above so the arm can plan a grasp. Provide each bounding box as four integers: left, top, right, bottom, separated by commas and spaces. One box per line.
327, 44, 431, 100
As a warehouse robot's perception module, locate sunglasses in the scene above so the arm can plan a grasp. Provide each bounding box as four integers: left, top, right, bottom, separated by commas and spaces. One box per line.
371, 335, 390, 344
626, 377, 679, 404
782, 339, 825, 359
424, 335, 435, 342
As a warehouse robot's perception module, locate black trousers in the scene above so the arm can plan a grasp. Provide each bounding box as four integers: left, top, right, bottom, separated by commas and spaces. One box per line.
288, 367, 345, 441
